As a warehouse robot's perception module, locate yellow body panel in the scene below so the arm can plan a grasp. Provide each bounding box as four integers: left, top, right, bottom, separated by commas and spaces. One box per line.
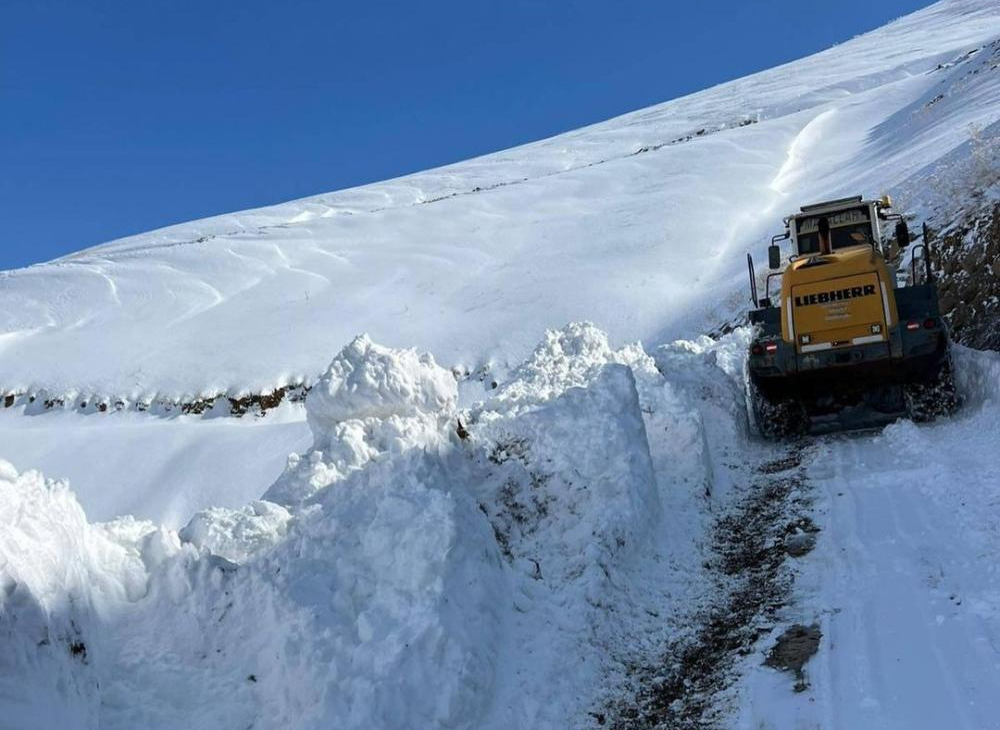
779, 245, 897, 352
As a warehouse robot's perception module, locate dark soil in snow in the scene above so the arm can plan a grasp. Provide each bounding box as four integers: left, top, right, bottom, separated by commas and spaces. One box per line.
783, 530, 817, 558
2, 383, 310, 419
764, 624, 821, 692
603, 447, 816, 729
783, 515, 819, 558
757, 453, 801, 474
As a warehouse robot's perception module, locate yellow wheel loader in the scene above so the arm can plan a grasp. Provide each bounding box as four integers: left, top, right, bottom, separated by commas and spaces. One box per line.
746, 195, 958, 438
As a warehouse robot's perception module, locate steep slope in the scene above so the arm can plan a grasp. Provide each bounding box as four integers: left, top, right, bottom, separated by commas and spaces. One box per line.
1, 0, 998, 402
3, 2, 1000, 729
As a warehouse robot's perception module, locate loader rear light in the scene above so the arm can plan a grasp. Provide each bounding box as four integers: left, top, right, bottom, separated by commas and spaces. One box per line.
906, 321, 920, 331
799, 334, 811, 345
871, 323, 882, 334
765, 343, 778, 353
751, 343, 763, 355
924, 318, 936, 329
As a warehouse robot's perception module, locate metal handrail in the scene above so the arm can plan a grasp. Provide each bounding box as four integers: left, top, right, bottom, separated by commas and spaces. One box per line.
765, 271, 783, 303
922, 222, 934, 283
907, 224, 934, 285
910, 244, 934, 285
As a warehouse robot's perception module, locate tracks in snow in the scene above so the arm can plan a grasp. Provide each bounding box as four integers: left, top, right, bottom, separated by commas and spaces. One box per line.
603, 445, 820, 729
797, 430, 1000, 729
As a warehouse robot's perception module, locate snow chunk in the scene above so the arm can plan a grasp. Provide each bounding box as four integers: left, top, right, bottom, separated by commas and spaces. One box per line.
476, 364, 659, 580
954, 344, 1000, 409
0, 462, 146, 613
180, 500, 292, 563
493, 321, 622, 409
266, 336, 458, 506
254, 452, 506, 729
306, 334, 457, 440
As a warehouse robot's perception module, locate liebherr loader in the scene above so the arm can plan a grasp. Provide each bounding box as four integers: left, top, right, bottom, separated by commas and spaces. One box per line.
746, 195, 958, 438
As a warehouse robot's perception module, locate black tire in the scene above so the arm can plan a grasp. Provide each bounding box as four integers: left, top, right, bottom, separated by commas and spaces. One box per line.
749, 377, 808, 440
904, 353, 960, 423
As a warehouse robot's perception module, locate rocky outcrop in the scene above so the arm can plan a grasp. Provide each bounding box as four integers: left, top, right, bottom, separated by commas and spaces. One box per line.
929, 202, 1000, 350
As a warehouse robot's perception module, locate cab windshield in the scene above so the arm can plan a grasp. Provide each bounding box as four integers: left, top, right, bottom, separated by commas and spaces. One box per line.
795, 206, 875, 254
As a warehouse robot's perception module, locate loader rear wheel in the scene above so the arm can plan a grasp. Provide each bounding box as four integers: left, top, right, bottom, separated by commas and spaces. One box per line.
904, 354, 959, 423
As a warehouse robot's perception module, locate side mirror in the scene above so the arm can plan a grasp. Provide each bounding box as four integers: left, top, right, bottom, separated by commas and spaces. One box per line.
895, 220, 910, 248
768, 244, 781, 270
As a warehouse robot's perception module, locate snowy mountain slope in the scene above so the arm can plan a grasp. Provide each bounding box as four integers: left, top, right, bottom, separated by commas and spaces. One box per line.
1, 0, 999, 402
3, 2, 1000, 729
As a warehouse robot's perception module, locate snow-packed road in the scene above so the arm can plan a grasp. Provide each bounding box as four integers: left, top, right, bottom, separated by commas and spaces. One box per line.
735, 347, 1000, 729
816, 433, 1000, 728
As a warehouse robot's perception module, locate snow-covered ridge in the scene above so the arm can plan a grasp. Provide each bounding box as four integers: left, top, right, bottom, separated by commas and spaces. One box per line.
0, 382, 309, 419
1, 0, 999, 400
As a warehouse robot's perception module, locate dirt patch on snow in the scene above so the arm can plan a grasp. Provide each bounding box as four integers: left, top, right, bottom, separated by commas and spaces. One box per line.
783, 531, 816, 558
758, 453, 802, 474
602, 447, 815, 729
764, 623, 821, 692
783, 516, 819, 558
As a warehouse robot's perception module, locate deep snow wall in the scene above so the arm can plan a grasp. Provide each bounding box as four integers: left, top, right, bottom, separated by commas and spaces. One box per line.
0, 324, 756, 730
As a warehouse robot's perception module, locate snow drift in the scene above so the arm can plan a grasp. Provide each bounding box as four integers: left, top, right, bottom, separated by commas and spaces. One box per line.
0, 324, 751, 729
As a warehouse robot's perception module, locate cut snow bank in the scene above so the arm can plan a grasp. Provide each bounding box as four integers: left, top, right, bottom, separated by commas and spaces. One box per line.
0, 466, 151, 728
0, 324, 751, 730
953, 343, 1000, 409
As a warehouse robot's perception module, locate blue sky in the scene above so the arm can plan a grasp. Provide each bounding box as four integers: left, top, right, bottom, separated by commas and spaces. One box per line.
2, 0, 930, 269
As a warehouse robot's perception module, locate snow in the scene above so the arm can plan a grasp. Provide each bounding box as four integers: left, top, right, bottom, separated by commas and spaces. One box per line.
0, 405, 309, 526
734, 345, 1000, 729
0, 465, 146, 729
2, 0, 1000, 727
178, 500, 292, 563
263, 335, 458, 507
1, 0, 998, 401
0, 325, 751, 729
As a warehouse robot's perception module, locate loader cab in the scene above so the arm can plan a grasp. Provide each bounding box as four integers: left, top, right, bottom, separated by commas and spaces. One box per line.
787, 196, 883, 258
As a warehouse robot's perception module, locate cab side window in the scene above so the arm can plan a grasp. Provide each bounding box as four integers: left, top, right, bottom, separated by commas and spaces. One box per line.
797, 232, 819, 255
